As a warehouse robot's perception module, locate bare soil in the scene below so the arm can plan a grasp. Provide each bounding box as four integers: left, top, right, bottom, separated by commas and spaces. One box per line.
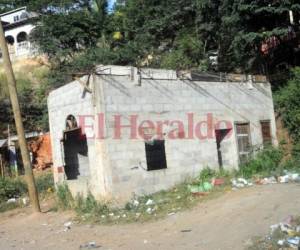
0, 183, 300, 250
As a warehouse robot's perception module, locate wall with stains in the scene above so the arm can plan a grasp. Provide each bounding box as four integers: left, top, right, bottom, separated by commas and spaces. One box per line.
48, 66, 277, 201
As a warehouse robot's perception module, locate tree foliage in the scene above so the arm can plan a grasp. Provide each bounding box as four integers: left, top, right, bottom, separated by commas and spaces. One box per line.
0, 0, 300, 134
275, 67, 300, 142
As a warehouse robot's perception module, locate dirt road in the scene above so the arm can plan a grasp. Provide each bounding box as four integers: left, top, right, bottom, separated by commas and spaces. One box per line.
0, 184, 300, 250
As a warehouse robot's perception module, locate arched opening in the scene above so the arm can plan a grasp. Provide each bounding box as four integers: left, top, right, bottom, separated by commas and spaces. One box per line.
5, 35, 15, 54
5, 36, 14, 45
62, 115, 89, 180
16, 32, 28, 43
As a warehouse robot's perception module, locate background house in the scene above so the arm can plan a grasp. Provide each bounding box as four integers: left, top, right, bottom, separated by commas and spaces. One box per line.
0, 7, 38, 60
0, 132, 52, 176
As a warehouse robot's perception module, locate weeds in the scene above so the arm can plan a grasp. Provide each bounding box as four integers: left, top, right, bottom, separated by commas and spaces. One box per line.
0, 178, 27, 201
53, 146, 300, 224
0, 171, 55, 213
238, 147, 284, 179
56, 180, 229, 225
56, 184, 74, 210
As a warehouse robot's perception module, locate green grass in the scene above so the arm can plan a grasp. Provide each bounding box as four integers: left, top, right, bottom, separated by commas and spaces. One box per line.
238, 147, 284, 179
0, 171, 55, 213
54, 146, 300, 225
55, 176, 231, 225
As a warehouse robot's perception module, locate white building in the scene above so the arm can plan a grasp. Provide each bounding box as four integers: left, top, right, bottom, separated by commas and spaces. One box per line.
0, 7, 38, 59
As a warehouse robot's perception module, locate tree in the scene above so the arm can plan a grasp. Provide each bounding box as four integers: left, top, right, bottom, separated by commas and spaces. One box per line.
275, 67, 300, 142
28, 0, 107, 63
221, 0, 300, 73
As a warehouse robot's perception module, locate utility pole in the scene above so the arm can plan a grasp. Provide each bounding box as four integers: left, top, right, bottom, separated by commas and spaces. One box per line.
0, 21, 40, 212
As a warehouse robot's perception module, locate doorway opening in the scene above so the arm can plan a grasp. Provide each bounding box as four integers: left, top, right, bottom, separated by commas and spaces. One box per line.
215, 128, 232, 169
62, 115, 89, 180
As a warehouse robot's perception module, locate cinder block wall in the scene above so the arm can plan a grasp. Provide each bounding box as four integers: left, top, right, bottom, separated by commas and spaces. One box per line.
97, 67, 277, 201
48, 66, 277, 202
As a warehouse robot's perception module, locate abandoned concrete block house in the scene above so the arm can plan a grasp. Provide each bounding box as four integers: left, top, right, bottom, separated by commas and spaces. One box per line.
48, 65, 277, 201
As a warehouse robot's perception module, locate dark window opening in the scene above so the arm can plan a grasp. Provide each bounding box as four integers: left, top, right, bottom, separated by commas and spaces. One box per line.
63, 128, 89, 180
145, 140, 167, 171
236, 123, 251, 165
13, 15, 19, 22
261, 120, 272, 147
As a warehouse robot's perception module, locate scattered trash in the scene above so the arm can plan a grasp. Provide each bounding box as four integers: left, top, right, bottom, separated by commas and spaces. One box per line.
6, 198, 16, 204
79, 241, 101, 249
278, 175, 289, 183
22, 197, 29, 206
63, 221, 72, 231
277, 239, 285, 246
211, 178, 225, 186
146, 207, 154, 214
231, 178, 252, 188
238, 178, 248, 185
270, 224, 280, 233
133, 200, 139, 207
287, 237, 300, 246
259, 176, 277, 185
181, 229, 192, 233
145, 199, 154, 206
168, 212, 176, 216
275, 172, 300, 183
188, 182, 213, 195
254, 215, 300, 249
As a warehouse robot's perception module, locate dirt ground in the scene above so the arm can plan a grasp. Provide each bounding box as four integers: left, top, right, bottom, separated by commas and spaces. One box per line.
0, 184, 300, 250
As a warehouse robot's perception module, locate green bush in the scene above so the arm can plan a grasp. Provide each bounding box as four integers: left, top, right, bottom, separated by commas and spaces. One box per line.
275, 67, 300, 142
199, 167, 217, 183
0, 178, 27, 202
0, 173, 55, 213
239, 147, 284, 178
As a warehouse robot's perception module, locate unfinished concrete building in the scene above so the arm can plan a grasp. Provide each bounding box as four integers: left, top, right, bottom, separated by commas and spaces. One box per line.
48, 65, 277, 201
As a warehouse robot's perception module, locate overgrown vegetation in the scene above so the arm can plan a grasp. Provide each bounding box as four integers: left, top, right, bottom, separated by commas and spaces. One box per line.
276, 68, 300, 143
56, 181, 228, 224
0, 171, 54, 212
0, 0, 298, 134
275, 67, 300, 167
0, 62, 50, 136
53, 146, 299, 224
2, 0, 299, 76
239, 147, 284, 179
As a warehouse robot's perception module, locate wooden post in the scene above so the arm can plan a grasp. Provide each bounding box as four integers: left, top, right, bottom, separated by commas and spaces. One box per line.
0, 154, 3, 178
0, 20, 41, 212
